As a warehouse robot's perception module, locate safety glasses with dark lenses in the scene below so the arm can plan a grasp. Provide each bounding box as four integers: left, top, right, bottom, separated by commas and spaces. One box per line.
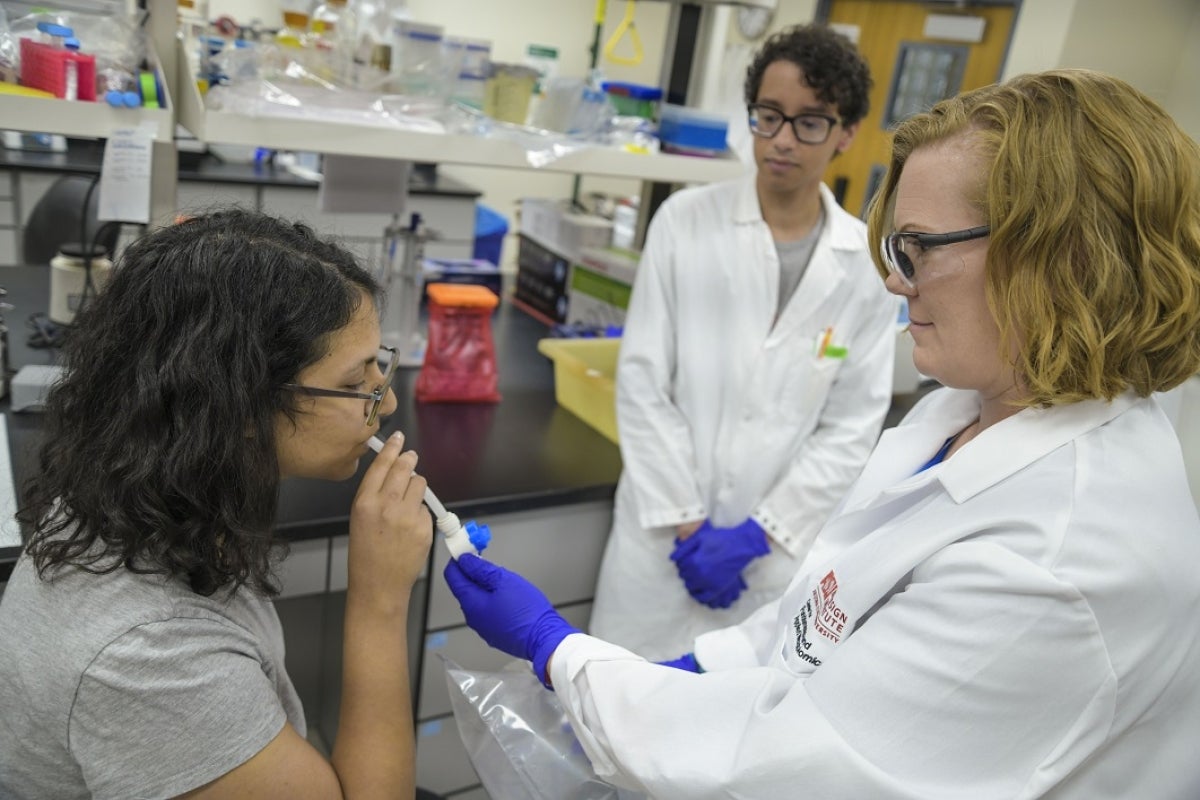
881, 225, 990, 289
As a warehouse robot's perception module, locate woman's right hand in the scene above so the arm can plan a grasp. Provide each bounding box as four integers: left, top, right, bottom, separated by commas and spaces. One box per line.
348, 431, 433, 610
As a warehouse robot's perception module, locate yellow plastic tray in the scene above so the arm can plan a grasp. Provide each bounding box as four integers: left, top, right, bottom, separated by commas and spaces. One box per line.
537, 337, 621, 444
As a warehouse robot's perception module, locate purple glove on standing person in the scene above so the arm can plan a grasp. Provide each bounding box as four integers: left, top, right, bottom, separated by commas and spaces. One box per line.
670, 518, 770, 609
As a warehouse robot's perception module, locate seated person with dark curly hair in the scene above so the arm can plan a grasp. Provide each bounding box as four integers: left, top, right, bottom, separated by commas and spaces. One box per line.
0, 210, 433, 799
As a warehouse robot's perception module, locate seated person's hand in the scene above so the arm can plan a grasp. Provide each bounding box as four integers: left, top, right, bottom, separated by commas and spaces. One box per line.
670, 519, 770, 609
444, 554, 580, 686
349, 433, 433, 597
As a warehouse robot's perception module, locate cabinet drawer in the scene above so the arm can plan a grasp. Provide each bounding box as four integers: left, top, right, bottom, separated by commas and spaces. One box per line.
18, 172, 57, 227
176, 182, 258, 214
0, 229, 16, 267
426, 500, 612, 630
0, 171, 12, 198
275, 537, 330, 599
415, 713, 480, 796
0, 199, 14, 226
419, 603, 591, 720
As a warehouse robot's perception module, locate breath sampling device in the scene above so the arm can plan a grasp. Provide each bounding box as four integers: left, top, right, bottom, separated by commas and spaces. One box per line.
367, 435, 491, 559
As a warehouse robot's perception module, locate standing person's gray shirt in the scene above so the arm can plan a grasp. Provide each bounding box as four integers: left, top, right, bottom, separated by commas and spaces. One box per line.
0, 548, 304, 799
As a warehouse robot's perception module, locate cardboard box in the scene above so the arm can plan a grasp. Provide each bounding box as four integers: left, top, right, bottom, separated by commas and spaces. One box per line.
537, 337, 620, 444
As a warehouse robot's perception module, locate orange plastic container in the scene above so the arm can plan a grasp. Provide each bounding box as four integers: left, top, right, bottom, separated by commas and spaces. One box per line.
424, 282, 500, 309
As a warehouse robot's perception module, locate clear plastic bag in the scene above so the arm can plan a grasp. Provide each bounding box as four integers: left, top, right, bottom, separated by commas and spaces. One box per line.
443, 657, 648, 800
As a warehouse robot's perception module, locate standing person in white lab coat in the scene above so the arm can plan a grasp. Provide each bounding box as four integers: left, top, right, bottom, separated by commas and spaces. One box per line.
444, 69, 1200, 798
589, 24, 897, 659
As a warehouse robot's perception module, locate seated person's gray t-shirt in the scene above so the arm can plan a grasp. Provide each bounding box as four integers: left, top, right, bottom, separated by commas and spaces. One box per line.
0, 550, 304, 800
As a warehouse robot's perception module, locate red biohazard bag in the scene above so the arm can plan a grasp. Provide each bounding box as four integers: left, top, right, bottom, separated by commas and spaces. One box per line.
415, 283, 502, 403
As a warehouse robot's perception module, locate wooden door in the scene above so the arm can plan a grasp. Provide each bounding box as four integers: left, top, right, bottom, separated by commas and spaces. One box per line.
820, 1, 1017, 217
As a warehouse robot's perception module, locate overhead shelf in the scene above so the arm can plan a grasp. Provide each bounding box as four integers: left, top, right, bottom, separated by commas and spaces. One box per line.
176, 61, 745, 184
0, 36, 174, 143
0, 93, 174, 142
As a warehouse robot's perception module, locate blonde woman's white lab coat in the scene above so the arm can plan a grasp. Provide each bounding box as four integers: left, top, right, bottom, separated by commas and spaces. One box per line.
554, 388, 1200, 799
589, 176, 897, 659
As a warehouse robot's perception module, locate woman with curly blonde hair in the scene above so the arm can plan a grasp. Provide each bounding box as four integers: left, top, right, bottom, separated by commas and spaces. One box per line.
442, 70, 1200, 798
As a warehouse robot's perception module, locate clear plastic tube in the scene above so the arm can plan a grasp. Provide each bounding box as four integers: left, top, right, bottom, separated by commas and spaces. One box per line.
366, 434, 446, 518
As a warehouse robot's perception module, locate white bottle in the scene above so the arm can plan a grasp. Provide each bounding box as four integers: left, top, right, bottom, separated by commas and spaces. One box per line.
63, 38, 80, 101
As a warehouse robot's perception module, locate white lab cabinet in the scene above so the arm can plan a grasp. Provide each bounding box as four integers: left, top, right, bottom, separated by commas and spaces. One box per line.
0, 174, 15, 266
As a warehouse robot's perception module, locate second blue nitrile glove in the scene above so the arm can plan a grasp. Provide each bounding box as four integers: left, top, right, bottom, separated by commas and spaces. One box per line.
670, 518, 770, 608
656, 652, 702, 672
444, 553, 580, 687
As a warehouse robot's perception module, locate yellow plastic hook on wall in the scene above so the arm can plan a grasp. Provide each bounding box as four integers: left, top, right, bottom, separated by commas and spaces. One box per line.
604, 0, 644, 67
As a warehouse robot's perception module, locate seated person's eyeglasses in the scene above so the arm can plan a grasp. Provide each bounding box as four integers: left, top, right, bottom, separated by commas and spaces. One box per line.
747, 103, 840, 145
282, 346, 400, 426
880, 226, 991, 289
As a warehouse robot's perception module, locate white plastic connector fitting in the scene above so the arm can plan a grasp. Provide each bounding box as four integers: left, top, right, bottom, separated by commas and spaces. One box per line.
437, 513, 477, 559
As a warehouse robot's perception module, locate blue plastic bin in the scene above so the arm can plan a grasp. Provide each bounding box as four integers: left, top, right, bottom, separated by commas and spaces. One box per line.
473, 204, 509, 267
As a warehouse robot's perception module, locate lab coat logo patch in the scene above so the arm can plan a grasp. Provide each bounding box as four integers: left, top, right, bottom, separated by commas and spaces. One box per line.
787, 570, 847, 668
813, 570, 847, 643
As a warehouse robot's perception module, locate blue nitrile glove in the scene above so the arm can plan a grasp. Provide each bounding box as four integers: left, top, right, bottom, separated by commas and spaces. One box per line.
444, 554, 580, 687
671, 518, 770, 608
656, 652, 702, 673
670, 520, 742, 608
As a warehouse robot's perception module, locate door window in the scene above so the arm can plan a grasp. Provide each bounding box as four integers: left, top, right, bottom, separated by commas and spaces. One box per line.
883, 42, 969, 128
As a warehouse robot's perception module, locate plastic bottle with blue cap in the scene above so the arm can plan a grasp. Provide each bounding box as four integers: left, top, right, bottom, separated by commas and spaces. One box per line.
62, 37, 80, 101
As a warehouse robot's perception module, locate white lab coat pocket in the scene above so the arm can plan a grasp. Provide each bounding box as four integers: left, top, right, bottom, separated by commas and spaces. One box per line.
801, 356, 843, 410
770, 339, 843, 430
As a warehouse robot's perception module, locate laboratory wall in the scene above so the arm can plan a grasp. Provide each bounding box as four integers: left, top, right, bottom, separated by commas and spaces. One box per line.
1001, 0, 1200, 142
1163, 3, 1200, 142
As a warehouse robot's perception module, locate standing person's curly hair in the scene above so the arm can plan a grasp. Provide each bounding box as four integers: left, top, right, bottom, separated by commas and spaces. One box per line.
744, 23, 872, 126
18, 209, 380, 597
